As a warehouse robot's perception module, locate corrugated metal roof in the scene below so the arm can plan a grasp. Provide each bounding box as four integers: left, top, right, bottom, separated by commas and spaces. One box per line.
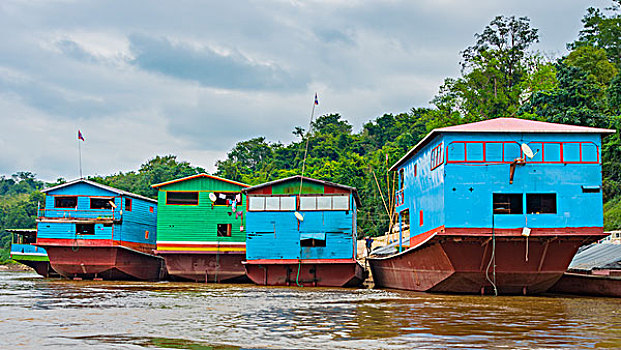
151, 173, 249, 189
5, 228, 37, 235
390, 118, 616, 171
568, 243, 621, 271
42, 179, 157, 204
243, 175, 362, 206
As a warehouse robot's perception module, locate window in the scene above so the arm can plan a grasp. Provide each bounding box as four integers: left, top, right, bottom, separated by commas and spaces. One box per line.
166, 191, 199, 205
400, 209, 410, 231
419, 210, 423, 226
526, 194, 556, 214
485, 143, 503, 162
430, 143, 444, 170
300, 232, 326, 247
300, 238, 327, 247
248, 196, 296, 211
414, 163, 417, 177
465, 143, 483, 162
125, 198, 132, 211
399, 169, 404, 190
90, 197, 115, 209
55, 196, 77, 208
298, 195, 350, 211
213, 192, 242, 206
217, 224, 232, 237
76, 224, 94, 235
493, 194, 523, 214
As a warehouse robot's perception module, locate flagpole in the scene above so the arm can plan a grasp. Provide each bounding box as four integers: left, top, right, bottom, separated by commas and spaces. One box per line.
299, 93, 318, 195
78, 135, 83, 179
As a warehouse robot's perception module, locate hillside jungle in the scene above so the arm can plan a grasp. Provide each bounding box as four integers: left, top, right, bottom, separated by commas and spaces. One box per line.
2, 3, 621, 262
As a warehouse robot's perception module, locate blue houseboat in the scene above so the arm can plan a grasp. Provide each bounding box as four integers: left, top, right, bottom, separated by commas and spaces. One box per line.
8, 228, 57, 277
368, 118, 615, 295
36, 179, 164, 280
243, 176, 366, 287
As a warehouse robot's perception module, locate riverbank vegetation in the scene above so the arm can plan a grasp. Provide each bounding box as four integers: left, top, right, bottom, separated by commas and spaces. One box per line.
2, 2, 621, 261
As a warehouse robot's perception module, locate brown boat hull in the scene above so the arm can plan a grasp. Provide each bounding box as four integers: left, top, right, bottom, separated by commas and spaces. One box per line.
549, 272, 621, 297
39, 245, 165, 281
15, 260, 59, 278
244, 260, 367, 287
156, 251, 249, 283
369, 234, 603, 295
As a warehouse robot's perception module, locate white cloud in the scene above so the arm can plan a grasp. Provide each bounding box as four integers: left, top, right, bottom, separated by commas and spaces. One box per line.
0, 0, 613, 181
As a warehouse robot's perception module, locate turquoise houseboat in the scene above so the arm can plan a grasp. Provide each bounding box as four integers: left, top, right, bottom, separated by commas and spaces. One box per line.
243, 176, 366, 287
36, 179, 164, 280
8, 228, 57, 277
368, 118, 615, 294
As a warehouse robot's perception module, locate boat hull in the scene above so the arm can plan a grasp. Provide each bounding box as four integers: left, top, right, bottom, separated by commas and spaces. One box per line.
549, 271, 621, 297
244, 259, 367, 287
369, 232, 605, 295
37, 244, 165, 281
156, 251, 248, 283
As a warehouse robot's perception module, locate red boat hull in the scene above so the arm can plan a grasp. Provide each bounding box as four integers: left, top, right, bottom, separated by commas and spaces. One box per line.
244, 259, 367, 287
15, 260, 58, 278
549, 271, 621, 297
156, 251, 249, 283
369, 230, 606, 295
38, 245, 165, 281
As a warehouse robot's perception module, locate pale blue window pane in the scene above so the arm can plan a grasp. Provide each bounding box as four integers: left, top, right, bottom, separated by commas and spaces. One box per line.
529, 142, 543, 162
582, 143, 598, 162
563, 143, 580, 162
485, 143, 503, 162
466, 143, 484, 161
504, 143, 521, 161
447, 142, 465, 161
544, 143, 561, 162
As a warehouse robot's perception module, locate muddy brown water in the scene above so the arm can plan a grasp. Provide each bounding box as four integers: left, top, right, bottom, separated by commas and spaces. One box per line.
0, 271, 619, 349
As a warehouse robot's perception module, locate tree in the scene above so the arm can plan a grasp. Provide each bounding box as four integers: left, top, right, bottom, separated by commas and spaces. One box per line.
435, 15, 540, 119
569, 1, 621, 67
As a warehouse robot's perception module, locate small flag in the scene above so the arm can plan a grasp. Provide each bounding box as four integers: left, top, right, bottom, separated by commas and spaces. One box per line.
314, 93, 319, 105
77, 130, 85, 141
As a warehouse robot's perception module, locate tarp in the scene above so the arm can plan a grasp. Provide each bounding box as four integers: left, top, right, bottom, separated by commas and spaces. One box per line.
568, 243, 621, 271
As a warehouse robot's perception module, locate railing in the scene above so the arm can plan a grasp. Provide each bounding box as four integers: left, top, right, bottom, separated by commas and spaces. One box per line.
10, 243, 46, 255
395, 189, 405, 206
37, 208, 120, 223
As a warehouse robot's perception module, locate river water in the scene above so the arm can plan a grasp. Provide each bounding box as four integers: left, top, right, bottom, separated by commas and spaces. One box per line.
0, 271, 619, 349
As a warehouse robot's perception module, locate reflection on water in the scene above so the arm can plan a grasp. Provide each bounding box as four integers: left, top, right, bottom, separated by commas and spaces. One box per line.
0, 271, 619, 349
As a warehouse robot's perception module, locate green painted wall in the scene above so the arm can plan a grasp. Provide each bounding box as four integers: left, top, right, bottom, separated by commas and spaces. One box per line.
156, 176, 247, 243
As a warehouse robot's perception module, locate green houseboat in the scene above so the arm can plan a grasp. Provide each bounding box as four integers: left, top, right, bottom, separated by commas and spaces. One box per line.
9, 228, 58, 277
152, 174, 249, 282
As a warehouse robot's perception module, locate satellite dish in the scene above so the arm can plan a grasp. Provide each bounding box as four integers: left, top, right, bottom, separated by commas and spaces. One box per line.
108, 201, 117, 209
521, 143, 534, 159
208, 192, 217, 202
294, 211, 304, 221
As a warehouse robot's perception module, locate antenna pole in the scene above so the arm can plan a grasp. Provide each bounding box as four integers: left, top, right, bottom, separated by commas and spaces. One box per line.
299, 93, 317, 195
78, 137, 83, 179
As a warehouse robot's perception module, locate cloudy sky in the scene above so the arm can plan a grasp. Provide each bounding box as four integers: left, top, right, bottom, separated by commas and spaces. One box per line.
0, 0, 611, 181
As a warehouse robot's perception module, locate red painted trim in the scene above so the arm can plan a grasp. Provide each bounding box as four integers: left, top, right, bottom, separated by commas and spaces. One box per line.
430, 143, 444, 170
155, 250, 244, 255
409, 225, 444, 247
157, 243, 245, 248
446, 141, 600, 165
244, 259, 357, 265
36, 238, 156, 252
151, 174, 249, 188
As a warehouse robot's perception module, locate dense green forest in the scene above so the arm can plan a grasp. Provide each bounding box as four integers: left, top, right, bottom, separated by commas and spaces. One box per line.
2, 2, 621, 262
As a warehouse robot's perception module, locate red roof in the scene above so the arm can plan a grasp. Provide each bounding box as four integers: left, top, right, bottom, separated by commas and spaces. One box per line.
151, 173, 249, 188
390, 118, 616, 171
435, 117, 615, 134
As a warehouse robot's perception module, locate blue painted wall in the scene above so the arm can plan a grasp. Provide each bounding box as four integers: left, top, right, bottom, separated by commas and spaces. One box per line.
395, 131, 605, 238
246, 195, 357, 261
395, 135, 446, 236
37, 182, 157, 245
